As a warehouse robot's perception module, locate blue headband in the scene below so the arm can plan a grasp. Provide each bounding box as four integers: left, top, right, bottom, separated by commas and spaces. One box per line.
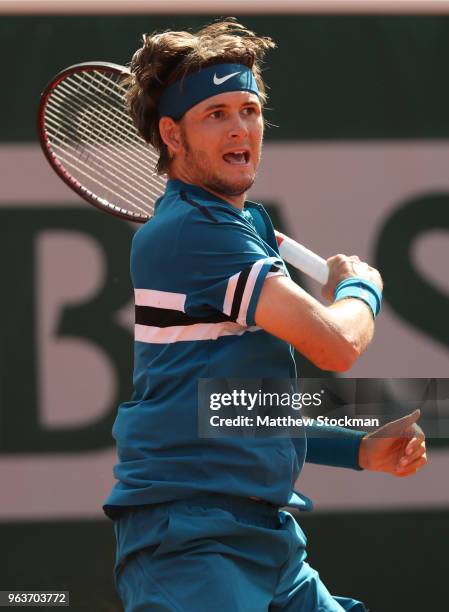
158, 63, 260, 119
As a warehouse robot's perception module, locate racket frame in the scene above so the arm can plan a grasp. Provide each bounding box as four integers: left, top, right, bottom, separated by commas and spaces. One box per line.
37, 61, 149, 222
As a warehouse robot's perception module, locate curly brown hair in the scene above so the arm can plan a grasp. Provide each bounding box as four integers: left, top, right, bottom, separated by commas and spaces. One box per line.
126, 18, 275, 175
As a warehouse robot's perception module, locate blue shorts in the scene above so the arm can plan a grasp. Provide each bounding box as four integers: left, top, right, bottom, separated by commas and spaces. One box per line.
114, 494, 367, 612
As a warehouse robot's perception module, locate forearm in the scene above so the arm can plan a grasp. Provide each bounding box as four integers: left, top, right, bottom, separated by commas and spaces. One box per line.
256, 277, 376, 372
327, 298, 375, 359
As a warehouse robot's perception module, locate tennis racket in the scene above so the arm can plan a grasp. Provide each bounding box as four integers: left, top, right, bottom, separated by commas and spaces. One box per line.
37, 61, 329, 285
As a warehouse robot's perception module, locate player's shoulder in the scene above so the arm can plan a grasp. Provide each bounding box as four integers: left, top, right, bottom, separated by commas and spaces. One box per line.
132, 182, 268, 256
167, 187, 257, 237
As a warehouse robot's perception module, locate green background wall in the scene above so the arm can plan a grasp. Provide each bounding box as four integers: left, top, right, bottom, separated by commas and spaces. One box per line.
2, 15, 449, 142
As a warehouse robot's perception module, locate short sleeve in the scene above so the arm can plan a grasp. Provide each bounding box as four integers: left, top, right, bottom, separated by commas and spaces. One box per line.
180, 210, 286, 327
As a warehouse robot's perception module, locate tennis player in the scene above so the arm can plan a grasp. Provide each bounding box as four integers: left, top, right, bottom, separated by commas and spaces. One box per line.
104, 19, 427, 611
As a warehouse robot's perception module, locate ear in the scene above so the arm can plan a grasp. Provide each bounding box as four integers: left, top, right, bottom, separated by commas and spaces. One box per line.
159, 117, 183, 156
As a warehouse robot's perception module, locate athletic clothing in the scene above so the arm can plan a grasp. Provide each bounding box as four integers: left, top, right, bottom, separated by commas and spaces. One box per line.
104, 179, 363, 517
114, 496, 366, 611
107, 178, 368, 610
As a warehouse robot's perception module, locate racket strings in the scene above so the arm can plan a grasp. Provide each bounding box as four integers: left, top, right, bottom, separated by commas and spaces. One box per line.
45, 110, 156, 214
43, 69, 170, 216
45, 114, 156, 213
50, 140, 147, 218
71, 72, 143, 140
46, 94, 163, 203
52, 77, 161, 180
72, 70, 165, 182
45, 123, 153, 215
79, 70, 166, 189
47, 97, 161, 197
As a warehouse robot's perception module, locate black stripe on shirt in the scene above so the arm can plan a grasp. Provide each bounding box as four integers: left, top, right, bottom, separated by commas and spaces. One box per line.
230, 266, 252, 322
269, 263, 283, 273
180, 191, 218, 223
229, 262, 282, 322
136, 262, 282, 328
135, 305, 230, 328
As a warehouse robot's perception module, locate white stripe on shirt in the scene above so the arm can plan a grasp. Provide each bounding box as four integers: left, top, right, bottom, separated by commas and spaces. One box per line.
135, 322, 260, 344
135, 288, 186, 312
223, 271, 240, 316
236, 258, 283, 326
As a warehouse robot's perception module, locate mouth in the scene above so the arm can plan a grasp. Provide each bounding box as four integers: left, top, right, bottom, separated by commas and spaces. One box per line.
222, 150, 250, 166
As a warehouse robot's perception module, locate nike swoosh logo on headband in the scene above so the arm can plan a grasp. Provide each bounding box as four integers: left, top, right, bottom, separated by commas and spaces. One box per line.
213, 71, 241, 85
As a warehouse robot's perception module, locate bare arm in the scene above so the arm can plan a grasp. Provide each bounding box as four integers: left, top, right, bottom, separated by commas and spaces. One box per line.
255, 255, 382, 372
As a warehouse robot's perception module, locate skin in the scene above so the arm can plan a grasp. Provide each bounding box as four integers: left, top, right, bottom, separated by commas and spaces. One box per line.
358, 409, 427, 476
158, 89, 427, 478
159, 90, 262, 209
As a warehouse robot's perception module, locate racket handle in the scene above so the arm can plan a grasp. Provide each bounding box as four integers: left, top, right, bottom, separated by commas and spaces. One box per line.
275, 231, 329, 285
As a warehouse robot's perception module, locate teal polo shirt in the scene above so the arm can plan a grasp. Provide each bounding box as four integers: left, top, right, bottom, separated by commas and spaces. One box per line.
104, 179, 363, 517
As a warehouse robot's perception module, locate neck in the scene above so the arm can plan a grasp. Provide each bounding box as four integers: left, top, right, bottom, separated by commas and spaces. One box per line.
169, 168, 246, 210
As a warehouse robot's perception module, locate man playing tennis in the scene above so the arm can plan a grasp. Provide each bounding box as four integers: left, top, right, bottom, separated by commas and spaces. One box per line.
104, 19, 427, 612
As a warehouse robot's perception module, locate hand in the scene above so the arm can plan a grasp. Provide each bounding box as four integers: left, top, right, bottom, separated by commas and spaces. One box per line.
322, 254, 383, 302
358, 409, 427, 477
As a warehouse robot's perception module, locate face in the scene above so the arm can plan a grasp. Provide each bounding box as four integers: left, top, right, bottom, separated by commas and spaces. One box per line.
167, 91, 264, 201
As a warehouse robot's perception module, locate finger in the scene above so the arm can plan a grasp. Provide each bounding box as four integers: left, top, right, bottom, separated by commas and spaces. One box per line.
395, 454, 427, 475
398, 450, 426, 471
397, 448, 427, 470
326, 254, 346, 266
395, 468, 418, 478
405, 426, 425, 446
351, 261, 369, 275
405, 436, 420, 452
401, 438, 426, 463
404, 437, 426, 459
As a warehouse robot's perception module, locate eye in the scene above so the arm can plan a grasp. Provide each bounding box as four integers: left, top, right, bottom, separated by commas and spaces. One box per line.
242, 106, 259, 116
209, 110, 224, 119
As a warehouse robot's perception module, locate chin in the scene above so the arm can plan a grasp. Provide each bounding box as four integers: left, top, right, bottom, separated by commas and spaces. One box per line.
217, 179, 254, 197
218, 171, 256, 196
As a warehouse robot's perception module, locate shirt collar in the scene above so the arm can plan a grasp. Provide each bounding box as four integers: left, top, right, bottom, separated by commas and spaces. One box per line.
165, 179, 233, 206
156, 178, 262, 216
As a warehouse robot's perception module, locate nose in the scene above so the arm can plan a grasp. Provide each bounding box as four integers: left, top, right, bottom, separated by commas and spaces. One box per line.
227, 112, 248, 139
